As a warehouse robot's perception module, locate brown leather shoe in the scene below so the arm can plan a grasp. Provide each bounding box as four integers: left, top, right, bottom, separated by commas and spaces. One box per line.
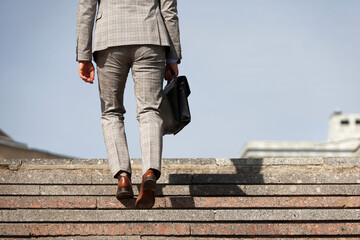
135, 170, 157, 209
116, 175, 134, 200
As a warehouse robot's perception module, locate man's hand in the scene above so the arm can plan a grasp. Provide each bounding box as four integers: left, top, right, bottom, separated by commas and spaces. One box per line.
164, 63, 178, 81
79, 61, 95, 84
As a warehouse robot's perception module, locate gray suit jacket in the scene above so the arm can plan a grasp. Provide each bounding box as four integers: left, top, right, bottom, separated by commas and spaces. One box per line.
76, 0, 182, 62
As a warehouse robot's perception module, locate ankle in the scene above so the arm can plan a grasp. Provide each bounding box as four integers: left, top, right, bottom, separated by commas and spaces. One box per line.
145, 168, 160, 180
150, 168, 160, 180
117, 171, 131, 180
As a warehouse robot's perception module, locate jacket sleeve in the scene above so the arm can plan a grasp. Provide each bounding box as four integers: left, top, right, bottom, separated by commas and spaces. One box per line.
76, 0, 98, 62
160, 0, 182, 61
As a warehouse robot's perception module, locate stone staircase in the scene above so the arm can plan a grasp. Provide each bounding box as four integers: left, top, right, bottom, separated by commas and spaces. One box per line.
0, 157, 359, 239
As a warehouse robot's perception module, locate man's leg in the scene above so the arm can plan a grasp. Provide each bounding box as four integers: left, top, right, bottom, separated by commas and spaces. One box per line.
95, 47, 132, 178
131, 45, 166, 179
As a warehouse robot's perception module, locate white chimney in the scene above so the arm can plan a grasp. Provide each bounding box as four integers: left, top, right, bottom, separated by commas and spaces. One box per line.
328, 112, 360, 142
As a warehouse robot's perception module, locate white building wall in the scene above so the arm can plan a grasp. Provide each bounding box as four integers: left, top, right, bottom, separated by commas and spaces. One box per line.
328, 112, 360, 142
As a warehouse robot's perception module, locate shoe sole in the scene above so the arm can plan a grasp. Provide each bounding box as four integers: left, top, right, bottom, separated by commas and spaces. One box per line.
116, 187, 134, 200
135, 177, 156, 209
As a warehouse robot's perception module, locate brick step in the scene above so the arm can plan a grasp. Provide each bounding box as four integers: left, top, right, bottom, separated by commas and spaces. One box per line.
1, 196, 359, 209
1, 184, 359, 196
2, 172, 360, 184
3, 238, 360, 240
1, 158, 359, 239
1, 223, 359, 237
1, 209, 359, 222
2, 236, 359, 240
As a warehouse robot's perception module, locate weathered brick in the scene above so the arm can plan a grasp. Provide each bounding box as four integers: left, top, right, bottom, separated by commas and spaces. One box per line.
1, 209, 358, 222
2, 172, 360, 184
0, 209, 215, 222
139, 239, 360, 240
2, 238, 360, 240
0, 197, 96, 209
2, 184, 359, 196
96, 197, 166, 209
141, 239, 360, 240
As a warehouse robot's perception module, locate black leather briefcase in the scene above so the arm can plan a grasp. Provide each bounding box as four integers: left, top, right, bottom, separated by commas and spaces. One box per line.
161, 75, 191, 135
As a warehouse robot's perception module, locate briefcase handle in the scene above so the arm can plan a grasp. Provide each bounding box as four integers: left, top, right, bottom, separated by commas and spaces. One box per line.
167, 70, 178, 83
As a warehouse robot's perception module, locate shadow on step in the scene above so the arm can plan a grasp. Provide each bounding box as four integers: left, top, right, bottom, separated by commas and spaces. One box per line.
158, 158, 264, 208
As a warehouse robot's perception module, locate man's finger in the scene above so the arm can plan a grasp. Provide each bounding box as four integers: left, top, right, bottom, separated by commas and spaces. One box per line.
165, 70, 174, 81
171, 67, 178, 76
79, 71, 87, 80
79, 70, 93, 84
169, 63, 178, 76
79, 62, 95, 83
90, 69, 95, 81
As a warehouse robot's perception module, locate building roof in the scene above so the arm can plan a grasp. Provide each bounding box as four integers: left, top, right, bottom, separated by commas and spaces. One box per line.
0, 129, 28, 149
0, 128, 72, 159
240, 113, 360, 158
240, 139, 360, 157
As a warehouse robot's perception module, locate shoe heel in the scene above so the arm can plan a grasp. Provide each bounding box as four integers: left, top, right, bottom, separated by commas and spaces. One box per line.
116, 187, 134, 199
143, 177, 156, 191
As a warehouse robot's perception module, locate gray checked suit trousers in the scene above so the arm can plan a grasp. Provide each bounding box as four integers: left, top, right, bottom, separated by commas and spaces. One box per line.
95, 45, 166, 179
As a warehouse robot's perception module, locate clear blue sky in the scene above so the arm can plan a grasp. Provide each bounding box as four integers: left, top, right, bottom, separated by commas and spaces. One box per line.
1, 0, 359, 158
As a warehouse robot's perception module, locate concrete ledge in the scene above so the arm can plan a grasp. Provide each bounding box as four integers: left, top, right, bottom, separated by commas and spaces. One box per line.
0, 173, 93, 184
0, 197, 98, 209
324, 157, 360, 165
215, 209, 360, 221
0, 223, 189, 237
2, 159, 359, 178
0, 159, 22, 166
0, 158, 217, 166
190, 173, 360, 184
189, 223, 360, 236
216, 158, 324, 166
1, 157, 359, 167
0, 185, 40, 195
163, 196, 360, 209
